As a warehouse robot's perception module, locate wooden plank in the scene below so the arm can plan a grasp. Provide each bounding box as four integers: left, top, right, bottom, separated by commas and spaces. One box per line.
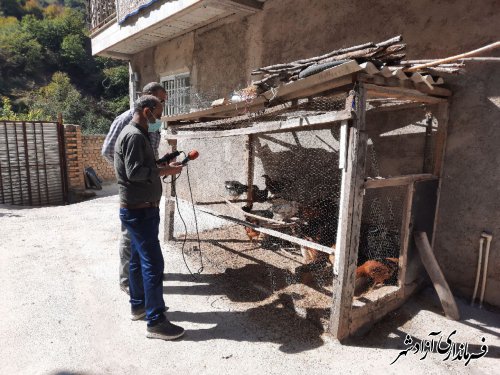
163, 139, 178, 242
166, 109, 351, 140
364, 174, 437, 189
349, 280, 421, 335
330, 83, 368, 341
164, 61, 361, 124
246, 134, 255, 208
365, 83, 447, 104
398, 183, 415, 290
176, 198, 335, 254
431, 102, 449, 251
414, 231, 460, 320
338, 120, 348, 170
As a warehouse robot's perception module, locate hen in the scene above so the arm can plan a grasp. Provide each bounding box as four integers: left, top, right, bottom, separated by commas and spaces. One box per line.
262, 174, 291, 198
244, 218, 261, 243
354, 257, 399, 296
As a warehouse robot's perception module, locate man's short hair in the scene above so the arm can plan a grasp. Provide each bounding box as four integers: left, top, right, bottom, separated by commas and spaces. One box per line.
133, 95, 161, 114
142, 82, 165, 95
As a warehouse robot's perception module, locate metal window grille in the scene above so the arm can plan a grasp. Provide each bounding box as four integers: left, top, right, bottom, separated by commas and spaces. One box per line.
162, 74, 191, 116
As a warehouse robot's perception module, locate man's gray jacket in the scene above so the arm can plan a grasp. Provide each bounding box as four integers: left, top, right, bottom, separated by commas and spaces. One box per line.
114, 122, 162, 205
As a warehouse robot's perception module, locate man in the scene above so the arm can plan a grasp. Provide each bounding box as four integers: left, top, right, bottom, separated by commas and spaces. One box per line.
102, 82, 167, 294
114, 95, 184, 340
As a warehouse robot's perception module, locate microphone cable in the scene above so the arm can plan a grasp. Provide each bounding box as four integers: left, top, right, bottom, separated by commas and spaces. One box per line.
163, 151, 204, 280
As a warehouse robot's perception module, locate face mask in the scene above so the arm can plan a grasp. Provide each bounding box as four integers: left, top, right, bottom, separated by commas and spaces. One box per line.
148, 120, 162, 132
146, 109, 162, 132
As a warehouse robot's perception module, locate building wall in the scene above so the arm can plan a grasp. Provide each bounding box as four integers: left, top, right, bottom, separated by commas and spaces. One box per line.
130, 0, 500, 307
81, 135, 116, 182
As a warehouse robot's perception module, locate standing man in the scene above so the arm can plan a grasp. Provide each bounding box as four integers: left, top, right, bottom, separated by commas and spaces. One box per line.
114, 95, 184, 340
102, 82, 167, 294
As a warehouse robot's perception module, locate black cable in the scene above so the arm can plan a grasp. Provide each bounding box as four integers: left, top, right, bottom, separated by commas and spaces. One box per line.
186, 163, 204, 274
162, 151, 203, 280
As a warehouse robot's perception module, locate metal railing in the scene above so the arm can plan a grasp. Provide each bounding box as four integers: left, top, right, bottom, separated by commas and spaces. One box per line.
89, 0, 117, 32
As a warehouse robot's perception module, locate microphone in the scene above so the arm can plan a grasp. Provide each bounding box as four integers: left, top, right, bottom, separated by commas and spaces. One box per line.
156, 150, 180, 164
181, 150, 199, 165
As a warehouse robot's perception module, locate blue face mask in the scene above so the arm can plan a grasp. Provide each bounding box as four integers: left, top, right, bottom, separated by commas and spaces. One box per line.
147, 110, 163, 132
148, 120, 162, 132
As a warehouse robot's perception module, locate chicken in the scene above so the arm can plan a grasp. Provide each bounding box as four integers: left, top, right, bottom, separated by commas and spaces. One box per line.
262, 174, 290, 198
224, 180, 248, 197
271, 198, 299, 221
225, 181, 268, 203
244, 218, 260, 243
301, 237, 335, 265
355, 257, 399, 288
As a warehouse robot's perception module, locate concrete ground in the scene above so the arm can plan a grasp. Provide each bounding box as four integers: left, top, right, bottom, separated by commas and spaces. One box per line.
1, 183, 499, 375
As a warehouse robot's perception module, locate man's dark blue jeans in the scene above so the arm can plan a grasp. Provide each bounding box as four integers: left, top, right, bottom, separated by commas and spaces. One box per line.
119, 207, 166, 326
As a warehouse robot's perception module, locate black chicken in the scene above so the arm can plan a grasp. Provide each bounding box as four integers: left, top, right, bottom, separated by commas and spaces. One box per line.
262, 174, 290, 198
224, 180, 248, 197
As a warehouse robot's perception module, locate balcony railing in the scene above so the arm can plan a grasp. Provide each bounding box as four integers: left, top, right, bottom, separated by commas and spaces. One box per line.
89, 0, 117, 32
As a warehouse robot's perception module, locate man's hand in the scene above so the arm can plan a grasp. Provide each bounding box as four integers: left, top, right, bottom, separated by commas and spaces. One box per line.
158, 163, 183, 176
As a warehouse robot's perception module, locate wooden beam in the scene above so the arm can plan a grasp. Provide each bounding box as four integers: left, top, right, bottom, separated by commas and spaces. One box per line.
177, 198, 335, 254
164, 61, 361, 124
365, 83, 447, 104
414, 231, 460, 320
330, 83, 368, 341
398, 183, 415, 291
364, 174, 437, 189
166, 109, 352, 140
246, 134, 255, 208
359, 74, 452, 98
431, 102, 449, 251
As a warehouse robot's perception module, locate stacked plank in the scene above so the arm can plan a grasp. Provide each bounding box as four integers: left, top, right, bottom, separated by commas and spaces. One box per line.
251, 35, 462, 92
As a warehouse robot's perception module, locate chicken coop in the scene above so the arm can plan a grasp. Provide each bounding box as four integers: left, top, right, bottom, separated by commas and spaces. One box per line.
160, 40, 452, 340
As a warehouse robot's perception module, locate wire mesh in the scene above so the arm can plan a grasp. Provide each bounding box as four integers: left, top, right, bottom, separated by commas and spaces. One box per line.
161, 89, 348, 329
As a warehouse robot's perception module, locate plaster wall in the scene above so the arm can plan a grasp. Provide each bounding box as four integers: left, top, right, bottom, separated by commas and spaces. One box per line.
129, 0, 500, 307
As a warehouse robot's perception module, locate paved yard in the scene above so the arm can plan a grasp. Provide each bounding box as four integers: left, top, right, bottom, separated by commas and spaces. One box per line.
0, 184, 498, 375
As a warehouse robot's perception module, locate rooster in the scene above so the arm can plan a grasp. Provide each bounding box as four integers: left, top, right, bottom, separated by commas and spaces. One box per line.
354, 257, 399, 296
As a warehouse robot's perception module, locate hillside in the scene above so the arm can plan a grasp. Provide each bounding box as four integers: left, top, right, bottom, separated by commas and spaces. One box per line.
0, 0, 129, 134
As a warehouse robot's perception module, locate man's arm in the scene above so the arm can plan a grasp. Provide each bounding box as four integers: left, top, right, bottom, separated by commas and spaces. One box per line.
101, 110, 133, 164
122, 135, 160, 182
149, 131, 161, 161
123, 135, 182, 181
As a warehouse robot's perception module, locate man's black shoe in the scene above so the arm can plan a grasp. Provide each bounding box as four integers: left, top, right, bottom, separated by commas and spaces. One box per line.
131, 306, 146, 321
146, 319, 185, 340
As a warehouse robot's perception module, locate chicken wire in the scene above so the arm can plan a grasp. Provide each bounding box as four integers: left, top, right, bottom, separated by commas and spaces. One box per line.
162, 90, 348, 329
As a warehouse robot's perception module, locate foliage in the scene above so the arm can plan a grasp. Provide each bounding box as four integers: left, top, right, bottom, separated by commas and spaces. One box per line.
0, 1, 129, 134
0, 96, 48, 121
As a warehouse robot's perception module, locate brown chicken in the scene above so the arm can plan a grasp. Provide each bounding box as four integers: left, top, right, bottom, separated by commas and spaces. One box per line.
301, 237, 335, 265
244, 218, 260, 243
355, 257, 399, 286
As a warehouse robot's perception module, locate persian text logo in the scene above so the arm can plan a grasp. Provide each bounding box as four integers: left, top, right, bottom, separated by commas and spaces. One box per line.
391, 330, 488, 366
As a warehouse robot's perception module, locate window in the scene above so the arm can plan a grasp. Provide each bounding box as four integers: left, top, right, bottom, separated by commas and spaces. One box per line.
161, 73, 191, 116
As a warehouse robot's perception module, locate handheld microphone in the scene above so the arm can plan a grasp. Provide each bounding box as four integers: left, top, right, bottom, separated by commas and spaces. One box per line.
181, 150, 199, 165
156, 150, 180, 164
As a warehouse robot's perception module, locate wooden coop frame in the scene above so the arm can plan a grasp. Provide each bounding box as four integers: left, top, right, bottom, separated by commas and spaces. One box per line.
161, 61, 450, 340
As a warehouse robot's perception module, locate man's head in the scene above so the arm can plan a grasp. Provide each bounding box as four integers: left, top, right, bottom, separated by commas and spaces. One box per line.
134, 95, 163, 125
142, 82, 167, 103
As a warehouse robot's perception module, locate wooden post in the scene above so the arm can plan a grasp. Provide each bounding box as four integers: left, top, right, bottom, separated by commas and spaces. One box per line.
164, 139, 178, 242
330, 83, 368, 341
431, 101, 449, 250
398, 183, 415, 294
246, 134, 255, 208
